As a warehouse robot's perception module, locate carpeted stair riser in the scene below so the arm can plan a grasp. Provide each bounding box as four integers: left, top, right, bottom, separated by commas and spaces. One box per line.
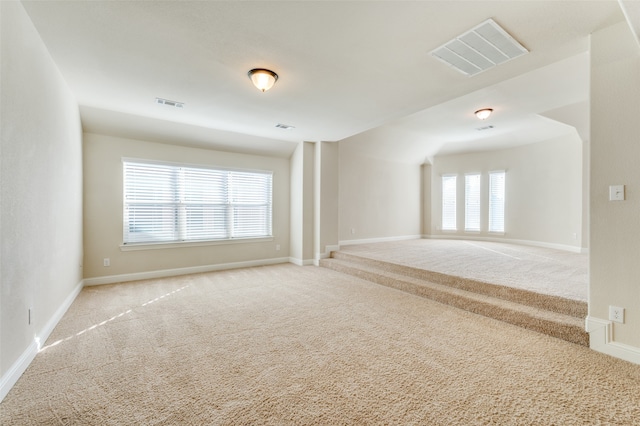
329, 251, 587, 318
319, 258, 589, 347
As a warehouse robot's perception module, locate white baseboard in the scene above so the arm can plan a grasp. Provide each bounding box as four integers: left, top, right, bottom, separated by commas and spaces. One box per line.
0, 279, 83, 403
314, 244, 340, 265
422, 234, 588, 254
339, 235, 422, 247
289, 257, 315, 266
84, 257, 290, 286
0, 340, 38, 403
39, 280, 84, 349
586, 316, 640, 365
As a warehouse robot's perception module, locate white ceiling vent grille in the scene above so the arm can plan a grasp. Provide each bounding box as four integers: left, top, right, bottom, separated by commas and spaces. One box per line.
430, 19, 528, 76
155, 98, 184, 108
275, 123, 295, 130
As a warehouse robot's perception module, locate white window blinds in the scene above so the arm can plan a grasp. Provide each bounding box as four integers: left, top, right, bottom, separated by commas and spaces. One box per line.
123, 161, 272, 244
442, 175, 457, 231
465, 173, 481, 231
488, 171, 505, 233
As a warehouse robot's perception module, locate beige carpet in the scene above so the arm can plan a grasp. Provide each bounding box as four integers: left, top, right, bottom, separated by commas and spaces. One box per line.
339, 239, 588, 301
2, 264, 639, 425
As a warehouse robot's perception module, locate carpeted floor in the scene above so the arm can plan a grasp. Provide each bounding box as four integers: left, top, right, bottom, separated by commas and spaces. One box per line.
2, 264, 638, 425
339, 239, 588, 301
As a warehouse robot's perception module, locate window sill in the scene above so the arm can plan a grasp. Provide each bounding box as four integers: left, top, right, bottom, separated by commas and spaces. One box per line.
120, 236, 274, 251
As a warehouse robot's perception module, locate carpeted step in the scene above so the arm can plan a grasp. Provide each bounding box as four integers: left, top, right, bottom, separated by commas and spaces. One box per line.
319, 257, 589, 347
328, 251, 587, 319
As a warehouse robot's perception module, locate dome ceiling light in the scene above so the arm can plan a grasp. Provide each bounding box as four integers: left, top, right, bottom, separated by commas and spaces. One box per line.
248, 68, 278, 92
475, 108, 493, 120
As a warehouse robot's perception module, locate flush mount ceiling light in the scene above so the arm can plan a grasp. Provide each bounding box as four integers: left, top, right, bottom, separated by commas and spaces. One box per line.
248, 68, 278, 92
475, 108, 493, 120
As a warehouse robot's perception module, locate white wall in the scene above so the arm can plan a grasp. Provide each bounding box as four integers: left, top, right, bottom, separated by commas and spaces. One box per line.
289, 142, 315, 265
338, 143, 422, 243
421, 164, 432, 236
589, 21, 640, 356
314, 142, 339, 260
83, 133, 289, 281
430, 133, 585, 251
1, 0, 83, 400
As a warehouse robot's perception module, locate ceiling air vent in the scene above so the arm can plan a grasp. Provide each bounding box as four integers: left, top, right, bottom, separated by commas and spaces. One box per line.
275, 123, 295, 130
476, 125, 495, 131
156, 98, 184, 108
430, 18, 528, 76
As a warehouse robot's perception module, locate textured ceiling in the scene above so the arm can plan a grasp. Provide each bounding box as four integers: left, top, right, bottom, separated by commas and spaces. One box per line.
22, 1, 627, 161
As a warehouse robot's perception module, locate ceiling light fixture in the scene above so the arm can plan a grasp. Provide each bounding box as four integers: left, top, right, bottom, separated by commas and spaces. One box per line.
475, 108, 493, 120
248, 68, 278, 92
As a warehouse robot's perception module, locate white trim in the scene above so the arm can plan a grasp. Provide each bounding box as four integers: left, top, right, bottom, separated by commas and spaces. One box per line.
0, 340, 39, 403
586, 316, 640, 365
315, 244, 340, 263
122, 157, 274, 176
120, 236, 274, 251
339, 235, 422, 247
0, 279, 84, 403
39, 280, 84, 350
289, 257, 315, 266
422, 234, 587, 254
84, 257, 290, 286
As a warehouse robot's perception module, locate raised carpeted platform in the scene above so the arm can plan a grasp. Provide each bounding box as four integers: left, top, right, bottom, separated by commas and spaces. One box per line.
320, 240, 588, 346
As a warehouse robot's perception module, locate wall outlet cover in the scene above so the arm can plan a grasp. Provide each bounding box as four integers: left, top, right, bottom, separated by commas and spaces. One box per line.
609, 305, 625, 323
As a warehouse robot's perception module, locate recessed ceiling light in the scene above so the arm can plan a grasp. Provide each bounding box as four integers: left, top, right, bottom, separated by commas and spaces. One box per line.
155, 98, 184, 108
275, 123, 295, 130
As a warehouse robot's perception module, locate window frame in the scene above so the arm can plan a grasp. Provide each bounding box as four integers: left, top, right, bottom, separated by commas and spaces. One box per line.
122, 158, 273, 249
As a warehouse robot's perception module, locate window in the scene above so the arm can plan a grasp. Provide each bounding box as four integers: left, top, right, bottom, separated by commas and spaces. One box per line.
123, 161, 272, 245
465, 173, 481, 231
442, 175, 457, 231
488, 171, 505, 233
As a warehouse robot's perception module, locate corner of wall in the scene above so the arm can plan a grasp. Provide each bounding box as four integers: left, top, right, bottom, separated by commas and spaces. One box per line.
586, 316, 640, 365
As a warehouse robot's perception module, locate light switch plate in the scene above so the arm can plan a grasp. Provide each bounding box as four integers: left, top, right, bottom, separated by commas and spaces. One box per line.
609, 185, 625, 201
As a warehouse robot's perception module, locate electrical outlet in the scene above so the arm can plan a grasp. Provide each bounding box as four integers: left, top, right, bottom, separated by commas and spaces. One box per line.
103, 258, 110, 267
275, 244, 281, 251
609, 306, 625, 324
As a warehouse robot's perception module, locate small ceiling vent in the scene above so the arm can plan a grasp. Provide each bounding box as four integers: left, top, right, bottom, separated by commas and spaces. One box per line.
156, 98, 184, 108
275, 123, 295, 130
476, 125, 495, 131
430, 18, 528, 76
